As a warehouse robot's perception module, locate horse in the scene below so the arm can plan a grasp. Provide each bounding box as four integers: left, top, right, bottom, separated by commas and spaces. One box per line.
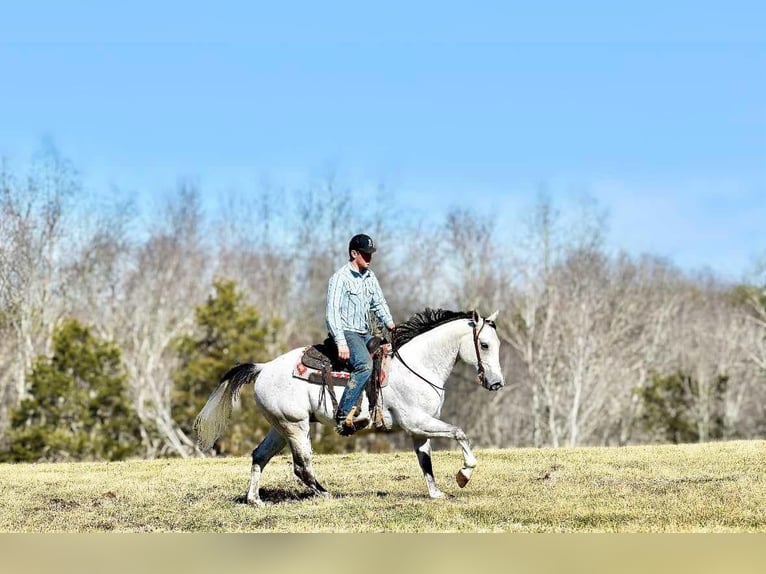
194, 308, 505, 504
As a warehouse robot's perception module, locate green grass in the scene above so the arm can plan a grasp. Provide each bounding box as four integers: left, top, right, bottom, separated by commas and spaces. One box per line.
0, 440, 764, 532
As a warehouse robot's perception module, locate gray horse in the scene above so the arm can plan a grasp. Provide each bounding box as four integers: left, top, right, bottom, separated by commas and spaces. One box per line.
194, 308, 505, 504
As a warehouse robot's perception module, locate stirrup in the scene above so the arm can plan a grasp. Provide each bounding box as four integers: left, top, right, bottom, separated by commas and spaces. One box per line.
335, 407, 370, 436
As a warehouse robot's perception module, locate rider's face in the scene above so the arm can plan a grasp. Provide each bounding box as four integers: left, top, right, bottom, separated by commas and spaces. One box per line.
351, 250, 372, 270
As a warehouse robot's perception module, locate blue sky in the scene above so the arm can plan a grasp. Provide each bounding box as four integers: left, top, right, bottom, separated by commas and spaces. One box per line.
1, 1, 764, 279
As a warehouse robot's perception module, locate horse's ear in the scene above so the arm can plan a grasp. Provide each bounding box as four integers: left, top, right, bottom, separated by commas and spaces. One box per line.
471, 309, 479, 323
487, 310, 498, 322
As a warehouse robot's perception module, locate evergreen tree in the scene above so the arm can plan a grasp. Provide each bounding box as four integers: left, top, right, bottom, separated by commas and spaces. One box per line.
172, 278, 282, 455
1, 318, 141, 462
638, 371, 727, 444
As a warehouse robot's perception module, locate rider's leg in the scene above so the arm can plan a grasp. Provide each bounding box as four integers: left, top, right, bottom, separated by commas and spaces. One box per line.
335, 330, 373, 428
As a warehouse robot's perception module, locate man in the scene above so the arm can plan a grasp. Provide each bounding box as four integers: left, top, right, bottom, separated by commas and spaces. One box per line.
326, 233, 395, 435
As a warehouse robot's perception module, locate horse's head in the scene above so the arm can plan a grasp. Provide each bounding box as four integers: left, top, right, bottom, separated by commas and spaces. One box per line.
458, 310, 505, 391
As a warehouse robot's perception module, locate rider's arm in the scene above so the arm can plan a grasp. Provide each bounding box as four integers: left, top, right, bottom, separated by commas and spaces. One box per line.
326, 272, 347, 347
369, 272, 394, 330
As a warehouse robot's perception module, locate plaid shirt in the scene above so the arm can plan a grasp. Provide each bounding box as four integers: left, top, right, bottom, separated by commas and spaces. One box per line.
326, 262, 394, 347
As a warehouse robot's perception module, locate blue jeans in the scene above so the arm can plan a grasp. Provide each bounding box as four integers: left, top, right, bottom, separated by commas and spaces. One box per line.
337, 330, 373, 418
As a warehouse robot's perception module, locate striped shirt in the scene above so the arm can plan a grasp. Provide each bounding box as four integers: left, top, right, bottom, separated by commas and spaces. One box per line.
326, 262, 394, 346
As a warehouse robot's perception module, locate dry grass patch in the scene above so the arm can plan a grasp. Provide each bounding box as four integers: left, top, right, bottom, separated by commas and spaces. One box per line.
0, 440, 764, 532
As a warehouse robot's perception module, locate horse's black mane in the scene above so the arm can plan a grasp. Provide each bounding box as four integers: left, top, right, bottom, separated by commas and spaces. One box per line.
392, 308, 474, 349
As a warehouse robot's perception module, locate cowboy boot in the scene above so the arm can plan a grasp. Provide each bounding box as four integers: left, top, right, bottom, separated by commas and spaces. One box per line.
335, 406, 370, 436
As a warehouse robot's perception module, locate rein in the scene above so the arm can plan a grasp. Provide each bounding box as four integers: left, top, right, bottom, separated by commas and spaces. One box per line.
392, 311, 488, 395
392, 346, 446, 394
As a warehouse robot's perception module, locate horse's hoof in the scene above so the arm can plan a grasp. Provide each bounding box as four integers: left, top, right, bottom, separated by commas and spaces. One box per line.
456, 469, 472, 488
429, 490, 446, 499
246, 496, 264, 507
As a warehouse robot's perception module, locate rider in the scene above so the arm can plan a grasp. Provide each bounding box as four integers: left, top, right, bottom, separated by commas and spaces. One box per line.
327, 233, 395, 435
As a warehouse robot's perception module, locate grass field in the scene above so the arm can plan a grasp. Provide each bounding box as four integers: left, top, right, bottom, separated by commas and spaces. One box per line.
0, 440, 764, 532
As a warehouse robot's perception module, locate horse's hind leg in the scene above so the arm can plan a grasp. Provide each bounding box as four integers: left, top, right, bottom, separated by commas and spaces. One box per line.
285, 420, 329, 498
247, 427, 287, 506
413, 437, 446, 499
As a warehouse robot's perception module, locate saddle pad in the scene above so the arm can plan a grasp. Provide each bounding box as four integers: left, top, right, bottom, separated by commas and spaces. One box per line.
292, 361, 351, 385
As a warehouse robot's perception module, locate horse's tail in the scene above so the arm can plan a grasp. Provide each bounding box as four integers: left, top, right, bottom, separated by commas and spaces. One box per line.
193, 362, 264, 451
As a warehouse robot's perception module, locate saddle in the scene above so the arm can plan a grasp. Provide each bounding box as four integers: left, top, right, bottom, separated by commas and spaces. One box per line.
294, 335, 390, 430
301, 336, 383, 374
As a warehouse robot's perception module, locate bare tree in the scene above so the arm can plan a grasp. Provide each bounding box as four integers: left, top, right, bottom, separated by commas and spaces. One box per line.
213, 181, 294, 356
112, 184, 212, 457
743, 260, 766, 376
0, 147, 79, 423
662, 274, 761, 441
610, 255, 683, 444
741, 283, 766, 436
498, 193, 570, 446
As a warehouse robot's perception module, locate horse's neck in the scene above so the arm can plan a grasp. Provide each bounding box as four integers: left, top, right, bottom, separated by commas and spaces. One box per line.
399, 321, 466, 383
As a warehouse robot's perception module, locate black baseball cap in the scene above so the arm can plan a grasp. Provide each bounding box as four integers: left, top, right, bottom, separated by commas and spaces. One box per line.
349, 234, 377, 254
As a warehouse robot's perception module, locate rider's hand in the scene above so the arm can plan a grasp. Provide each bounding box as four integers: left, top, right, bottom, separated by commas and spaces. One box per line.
338, 344, 350, 361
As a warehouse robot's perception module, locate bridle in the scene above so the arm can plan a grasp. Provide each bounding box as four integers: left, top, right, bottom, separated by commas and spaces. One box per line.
392, 310, 494, 395
471, 310, 488, 387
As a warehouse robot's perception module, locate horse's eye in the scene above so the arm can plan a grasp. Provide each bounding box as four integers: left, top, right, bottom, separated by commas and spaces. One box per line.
480, 342, 489, 351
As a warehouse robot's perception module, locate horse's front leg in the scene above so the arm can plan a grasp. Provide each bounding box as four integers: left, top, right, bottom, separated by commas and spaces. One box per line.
409, 415, 477, 489
412, 437, 446, 499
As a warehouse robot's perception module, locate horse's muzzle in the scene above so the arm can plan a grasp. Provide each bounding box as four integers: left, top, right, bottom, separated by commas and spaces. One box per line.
478, 374, 504, 391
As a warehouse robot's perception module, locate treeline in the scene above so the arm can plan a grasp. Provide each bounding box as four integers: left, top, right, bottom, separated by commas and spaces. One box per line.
1, 147, 765, 461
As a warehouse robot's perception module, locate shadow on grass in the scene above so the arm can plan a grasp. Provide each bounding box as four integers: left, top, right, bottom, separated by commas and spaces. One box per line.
332, 489, 456, 501
234, 488, 455, 506
233, 488, 317, 505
